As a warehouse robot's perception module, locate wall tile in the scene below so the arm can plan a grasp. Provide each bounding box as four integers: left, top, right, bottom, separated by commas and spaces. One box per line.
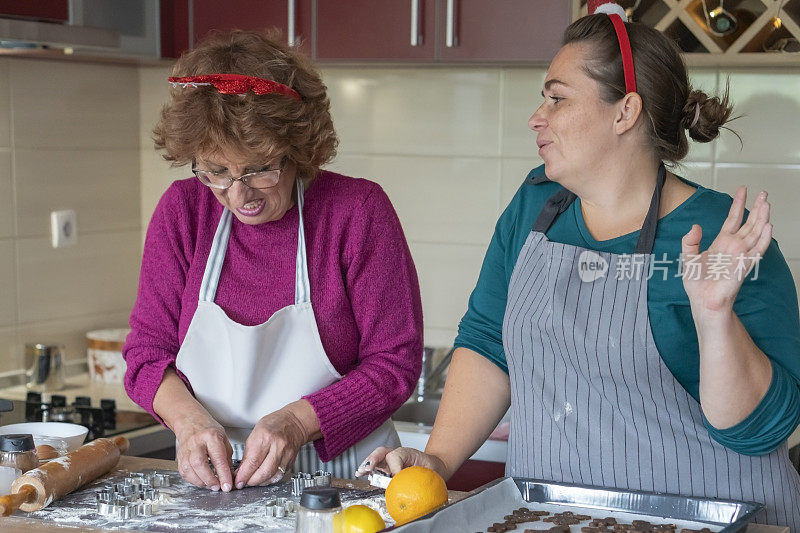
501, 68, 546, 158
328, 154, 500, 245
424, 327, 458, 348
17, 231, 141, 323
409, 241, 487, 331
322, 68, 501, 157
684, 69, 717, 162
0, 240, 16, 327
789, 260, 800, 304
140, 150, 182, 242
138, 66, 172, 148
500, 157, 542, 214
675, 161, 713, 188
17, 311, 131, 364
0, 150, 13, 238
717, 71, 800, 164
0, 326, 20, 374
10, 59, 139, 149
0, 59, 10, 148
715, 165, 800, 260
15, 149, 140, 238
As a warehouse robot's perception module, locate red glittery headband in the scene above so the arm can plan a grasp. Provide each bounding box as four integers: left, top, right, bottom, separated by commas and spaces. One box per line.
587, 1, 637, 94
168, 74, 302, 101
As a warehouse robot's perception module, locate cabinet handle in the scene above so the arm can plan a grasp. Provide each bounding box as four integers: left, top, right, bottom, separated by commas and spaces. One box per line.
446, 0, 458, 47
287, 0, 296, 46
411, 0, 422, 46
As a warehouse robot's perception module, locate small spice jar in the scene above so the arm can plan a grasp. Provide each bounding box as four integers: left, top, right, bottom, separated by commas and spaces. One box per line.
294, 487, 342, 533
0, 434, 39, 494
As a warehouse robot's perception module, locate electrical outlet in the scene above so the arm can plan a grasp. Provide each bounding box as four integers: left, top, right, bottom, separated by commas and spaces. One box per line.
50, 210, 78, 248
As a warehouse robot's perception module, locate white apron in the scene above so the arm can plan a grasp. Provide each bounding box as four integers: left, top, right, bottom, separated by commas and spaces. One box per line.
175, 179, 399, 478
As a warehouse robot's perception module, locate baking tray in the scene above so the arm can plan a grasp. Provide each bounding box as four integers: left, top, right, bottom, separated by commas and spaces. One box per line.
388, 477, 763, 532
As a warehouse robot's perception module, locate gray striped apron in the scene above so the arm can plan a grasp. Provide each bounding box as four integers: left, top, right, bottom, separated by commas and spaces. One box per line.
502, 165, 800, 527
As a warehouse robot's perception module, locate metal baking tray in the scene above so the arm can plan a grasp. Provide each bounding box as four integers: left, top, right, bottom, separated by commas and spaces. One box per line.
388, 477, 763, 532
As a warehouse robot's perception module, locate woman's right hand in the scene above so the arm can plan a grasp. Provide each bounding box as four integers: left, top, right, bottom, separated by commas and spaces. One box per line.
355, 447, 448, 479
173, 414, 234, 492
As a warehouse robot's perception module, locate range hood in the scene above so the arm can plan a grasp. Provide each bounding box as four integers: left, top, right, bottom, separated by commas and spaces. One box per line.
0, 17, 120, 50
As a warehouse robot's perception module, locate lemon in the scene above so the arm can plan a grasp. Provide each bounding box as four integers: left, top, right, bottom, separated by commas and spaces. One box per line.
335, 504, 386, 533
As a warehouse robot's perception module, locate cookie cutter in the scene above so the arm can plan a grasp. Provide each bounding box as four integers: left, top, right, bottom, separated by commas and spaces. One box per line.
367, 470, 392, 490
265, 497, 296, 517
291, 470, 332, 496
95, 483, 162, 519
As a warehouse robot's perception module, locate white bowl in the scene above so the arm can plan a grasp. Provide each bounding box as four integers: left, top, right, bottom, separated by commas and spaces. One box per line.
0, 422, 88, 452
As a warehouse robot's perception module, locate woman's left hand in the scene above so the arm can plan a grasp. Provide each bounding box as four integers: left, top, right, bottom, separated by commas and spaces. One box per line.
681, 186, 772, 319
234, 402, 314, 488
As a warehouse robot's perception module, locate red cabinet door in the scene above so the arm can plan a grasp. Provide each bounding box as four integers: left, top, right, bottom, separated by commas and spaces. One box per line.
0, 1, 68, 23
436, 0, 570, 63
315, 0, 436, 61
192, 0, 312, 55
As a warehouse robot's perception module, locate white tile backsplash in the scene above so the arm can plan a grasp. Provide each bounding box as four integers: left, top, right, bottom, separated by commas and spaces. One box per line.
715, 165, 800, 260
0, 150, 13, 238
0, 240, 16, 327
500, 157, 542, 214
501, 68, 547, 158
0, 59, 10, 149
717, 71, 800, 164
16, 311, 131, 363
16, 231, 140, 324
323, 68, 502, 157
15, 149, 140, 237
0, 326, 19, 374
408, 241, 487, 331
10, 59, 139, 150
675, 161, 714, 188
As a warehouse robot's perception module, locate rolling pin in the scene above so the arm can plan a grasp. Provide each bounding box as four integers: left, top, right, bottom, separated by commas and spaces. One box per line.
0, 436, 129, 516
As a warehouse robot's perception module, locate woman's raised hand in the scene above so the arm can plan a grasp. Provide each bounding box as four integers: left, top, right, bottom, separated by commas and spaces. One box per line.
681, 186, 772, 319
174, 413, 234, 492
355, 446, 448, 478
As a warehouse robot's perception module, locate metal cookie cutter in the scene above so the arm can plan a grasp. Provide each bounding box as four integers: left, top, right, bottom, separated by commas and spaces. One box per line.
291, 470, 333, 496
95, 483, 162, 519
265, 497, 295, 517
367, 470, 393, 490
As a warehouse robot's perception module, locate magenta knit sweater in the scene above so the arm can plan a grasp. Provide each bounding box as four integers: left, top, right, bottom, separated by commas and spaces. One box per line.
123, 171, 423, 461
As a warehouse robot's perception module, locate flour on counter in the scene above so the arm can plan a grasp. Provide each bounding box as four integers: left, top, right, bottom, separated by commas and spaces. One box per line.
20, 469, 392, 532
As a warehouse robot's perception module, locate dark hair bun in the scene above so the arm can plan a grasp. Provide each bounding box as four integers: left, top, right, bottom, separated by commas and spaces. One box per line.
684, 85, 734, 143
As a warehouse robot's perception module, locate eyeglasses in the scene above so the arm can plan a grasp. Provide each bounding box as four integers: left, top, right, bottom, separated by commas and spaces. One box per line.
192, 158, 285, 190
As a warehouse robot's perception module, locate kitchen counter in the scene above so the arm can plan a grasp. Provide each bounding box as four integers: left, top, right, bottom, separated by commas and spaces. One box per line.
0, 456, 464, 532
0, 456, 789, 532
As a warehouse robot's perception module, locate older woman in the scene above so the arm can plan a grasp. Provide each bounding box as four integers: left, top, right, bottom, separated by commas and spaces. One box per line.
360, 2, 800, 527
123, 30, 422, 493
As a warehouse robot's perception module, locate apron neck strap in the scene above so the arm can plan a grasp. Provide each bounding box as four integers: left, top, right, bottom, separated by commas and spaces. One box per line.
199, 209, 232, 302
294, 178, 311, 304
633, 163, 666, 255
531, 162, 667, 256
198, 178, 311, 304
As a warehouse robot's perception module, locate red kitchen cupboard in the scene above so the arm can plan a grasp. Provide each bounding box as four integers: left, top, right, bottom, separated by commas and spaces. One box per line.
315, 0, 437, 61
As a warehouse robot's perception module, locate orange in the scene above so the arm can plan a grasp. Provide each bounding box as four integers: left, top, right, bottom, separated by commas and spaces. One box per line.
334, 504, 386, 533
384, 466, 448, 525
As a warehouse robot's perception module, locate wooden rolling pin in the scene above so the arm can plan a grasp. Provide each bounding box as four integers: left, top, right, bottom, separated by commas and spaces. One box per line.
0, 436, 129, 516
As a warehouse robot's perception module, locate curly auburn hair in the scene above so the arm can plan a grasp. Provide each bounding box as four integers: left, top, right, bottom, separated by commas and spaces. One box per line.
153, 29, 338, 180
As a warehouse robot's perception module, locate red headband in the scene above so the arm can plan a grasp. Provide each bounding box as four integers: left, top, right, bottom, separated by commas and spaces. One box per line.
587, 1, 637, 94
168, 74, 302, 101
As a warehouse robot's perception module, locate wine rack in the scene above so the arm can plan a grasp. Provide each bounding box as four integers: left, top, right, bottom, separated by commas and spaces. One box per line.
572, 0, 800, 65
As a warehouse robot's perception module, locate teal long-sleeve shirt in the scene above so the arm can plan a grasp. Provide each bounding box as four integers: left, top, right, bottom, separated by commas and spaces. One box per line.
454, 164, 800, 456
